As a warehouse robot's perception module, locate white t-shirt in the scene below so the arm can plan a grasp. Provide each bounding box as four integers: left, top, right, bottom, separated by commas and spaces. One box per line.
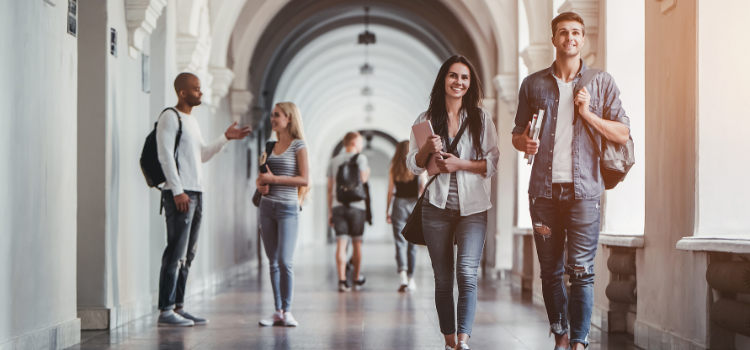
156, 109, 229, 195
552, 77, 575, 183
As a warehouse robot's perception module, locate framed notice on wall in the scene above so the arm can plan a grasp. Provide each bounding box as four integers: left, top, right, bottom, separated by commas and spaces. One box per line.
67, 0, 77, 37
110, 28, 117, 57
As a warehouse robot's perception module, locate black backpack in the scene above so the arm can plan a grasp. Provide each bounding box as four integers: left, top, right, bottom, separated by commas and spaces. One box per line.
140, 107, 182, 188
335, 153, 366, 205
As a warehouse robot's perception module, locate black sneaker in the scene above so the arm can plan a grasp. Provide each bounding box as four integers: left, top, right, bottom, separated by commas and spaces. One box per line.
338, 280, 351, 292
354, 276, 366, 290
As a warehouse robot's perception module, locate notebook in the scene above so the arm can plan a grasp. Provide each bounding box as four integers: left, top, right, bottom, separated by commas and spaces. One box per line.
412, 120, 441, 176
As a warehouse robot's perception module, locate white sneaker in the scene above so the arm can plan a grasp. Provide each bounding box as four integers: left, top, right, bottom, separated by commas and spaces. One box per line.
175, 309, 208, 325
445, 345, 454, 350
158, 312, 194, 327
259, 311, 284, 326
283, 312, 298, 327
398, 271, 409, 292
456, 341, 470, 349
407, 277, 417, 291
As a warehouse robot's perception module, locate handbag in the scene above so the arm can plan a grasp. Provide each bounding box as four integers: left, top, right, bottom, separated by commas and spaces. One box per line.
252, 141, 277, 207
575, 69, 636, 190
401, 119, 469, 246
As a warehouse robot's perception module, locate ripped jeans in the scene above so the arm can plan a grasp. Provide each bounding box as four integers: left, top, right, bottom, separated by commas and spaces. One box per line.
529, 183, 600, 346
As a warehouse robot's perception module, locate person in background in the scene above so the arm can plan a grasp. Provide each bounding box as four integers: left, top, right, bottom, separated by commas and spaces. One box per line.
406, 55, 499, 350
256, 102, 309, 327
386, 140, 425, 292
328, 132, 370, 292
156, 72, 251, 327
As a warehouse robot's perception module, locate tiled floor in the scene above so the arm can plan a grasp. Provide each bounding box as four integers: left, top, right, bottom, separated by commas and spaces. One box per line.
67, 242, 641, 350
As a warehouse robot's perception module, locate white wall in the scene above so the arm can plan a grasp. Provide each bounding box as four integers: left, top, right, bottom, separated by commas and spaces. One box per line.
697, 0, 750, 238
0, 0, 79, 347
602, 0, 645, 235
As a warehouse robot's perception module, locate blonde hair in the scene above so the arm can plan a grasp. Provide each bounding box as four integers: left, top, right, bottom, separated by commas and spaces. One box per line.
390, 141, 413, 183
274, 102, 309, 204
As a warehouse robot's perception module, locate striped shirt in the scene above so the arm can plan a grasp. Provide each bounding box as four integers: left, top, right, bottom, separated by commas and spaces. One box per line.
265, 139, 306, 203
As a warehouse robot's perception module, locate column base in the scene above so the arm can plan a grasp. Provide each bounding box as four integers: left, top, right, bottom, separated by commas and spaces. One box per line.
0, 318, 80, 350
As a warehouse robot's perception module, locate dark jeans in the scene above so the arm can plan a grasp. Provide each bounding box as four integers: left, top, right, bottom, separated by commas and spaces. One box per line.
391, 197, 417, 275
158, 190, 202, 311
529, 183, 600, 346
422, 201, 487, 336
259, 197, 299, 312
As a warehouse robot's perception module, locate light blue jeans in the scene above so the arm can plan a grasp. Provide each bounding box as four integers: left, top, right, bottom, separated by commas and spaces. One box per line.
391, 197, 418, 275
422, 201, 487, 336
259, 197, 299, 312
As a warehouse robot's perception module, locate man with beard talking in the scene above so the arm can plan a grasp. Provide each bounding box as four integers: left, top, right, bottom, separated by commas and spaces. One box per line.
155, 73, 251, 326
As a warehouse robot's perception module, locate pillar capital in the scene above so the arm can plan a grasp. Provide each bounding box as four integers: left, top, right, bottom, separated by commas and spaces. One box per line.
230, 89, 253, 124
493, 74, 518, 111
520, 44, 553, 74
124, 0, 167, 59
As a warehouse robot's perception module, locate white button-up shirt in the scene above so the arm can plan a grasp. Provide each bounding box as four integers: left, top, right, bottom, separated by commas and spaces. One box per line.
406, 110, 500, 216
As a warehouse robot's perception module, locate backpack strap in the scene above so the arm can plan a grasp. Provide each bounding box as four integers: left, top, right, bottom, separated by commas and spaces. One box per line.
264, 140, 277, 161
573, 69, 604, 158
158, 107, 183, 214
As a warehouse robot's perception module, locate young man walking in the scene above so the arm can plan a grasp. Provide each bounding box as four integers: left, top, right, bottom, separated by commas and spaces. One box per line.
512, 12, 630, 349
156, 73, 251, 326
327, 132, 370, 292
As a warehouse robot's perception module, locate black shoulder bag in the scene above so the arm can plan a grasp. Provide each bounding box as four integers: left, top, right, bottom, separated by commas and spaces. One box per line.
400, 119, 469, 246
575, 69, 635, 190
252, 141, 277, 207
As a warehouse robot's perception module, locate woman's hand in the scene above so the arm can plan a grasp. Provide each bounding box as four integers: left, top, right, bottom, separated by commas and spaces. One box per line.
258, 168, 276, 185
419, 135, 442, 155
256, 177, 270, 195
386, 214, 392, 224
435, 152, 463, 173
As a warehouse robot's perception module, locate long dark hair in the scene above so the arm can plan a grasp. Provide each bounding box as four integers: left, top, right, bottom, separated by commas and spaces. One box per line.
426, 55, 484, 159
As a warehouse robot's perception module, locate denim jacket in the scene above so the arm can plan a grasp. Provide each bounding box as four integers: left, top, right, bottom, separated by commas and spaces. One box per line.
513, 61, 630, 199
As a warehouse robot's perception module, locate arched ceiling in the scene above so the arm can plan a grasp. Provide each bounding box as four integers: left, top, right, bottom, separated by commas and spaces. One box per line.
272, 24, 441, 182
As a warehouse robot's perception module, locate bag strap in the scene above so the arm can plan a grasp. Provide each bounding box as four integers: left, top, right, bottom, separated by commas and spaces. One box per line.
263, 140, 277, 162
421, 116, 471, 193
573, 69, 604, 158
161, 107, 183, 173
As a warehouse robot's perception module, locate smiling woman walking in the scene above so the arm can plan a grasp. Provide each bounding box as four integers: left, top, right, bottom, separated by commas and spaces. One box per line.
406, 55, 499, 350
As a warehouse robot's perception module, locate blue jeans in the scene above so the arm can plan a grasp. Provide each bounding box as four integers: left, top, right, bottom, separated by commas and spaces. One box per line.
529, 183, 600, 346
259, 197, 299, 312
422, 201, 487, 336
158, 190, 202, 311
391, 197, 417, 275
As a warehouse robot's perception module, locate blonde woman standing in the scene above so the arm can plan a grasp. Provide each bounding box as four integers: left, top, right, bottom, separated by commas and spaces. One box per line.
257, 102, 309, 327
386, 141, 425, 292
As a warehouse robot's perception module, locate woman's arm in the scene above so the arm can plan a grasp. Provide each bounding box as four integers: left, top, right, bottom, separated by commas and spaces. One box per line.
418, 172, 427, 196
258, 147, 309, 187
386, 173, 394, 224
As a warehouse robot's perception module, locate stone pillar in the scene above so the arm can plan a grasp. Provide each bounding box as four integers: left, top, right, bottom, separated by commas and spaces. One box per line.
493, 74, 518, 272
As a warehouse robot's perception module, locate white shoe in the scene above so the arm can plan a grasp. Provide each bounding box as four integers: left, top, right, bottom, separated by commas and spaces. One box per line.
175, 309, 208, 325
407, 277, 417, 291
259, 311, 284, 326
445, 345, 454, 350
398, 271, 409, 292
456, 341, 470, 349
283, 312, 298, 327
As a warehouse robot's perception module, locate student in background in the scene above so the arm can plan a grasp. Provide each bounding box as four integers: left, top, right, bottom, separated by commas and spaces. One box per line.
386, 140, 425, 292
406, 55, 499, 350
257, 102, 309, 327
327, 132, 370, 292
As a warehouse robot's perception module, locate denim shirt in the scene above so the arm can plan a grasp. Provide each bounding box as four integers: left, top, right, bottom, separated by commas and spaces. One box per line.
513, 61, 630, 199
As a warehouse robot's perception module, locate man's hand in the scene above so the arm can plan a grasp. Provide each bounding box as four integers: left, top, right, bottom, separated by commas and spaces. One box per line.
258, 168, 276, 185
515, 122, 539, 155
575, 87, 591, 116
174, 193, 192, 213
224, 122, 252, 140
435, 152, 463, 173
386, 214, 392, 224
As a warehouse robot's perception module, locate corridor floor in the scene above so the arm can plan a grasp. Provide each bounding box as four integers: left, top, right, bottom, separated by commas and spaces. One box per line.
67, 242, 640, 350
